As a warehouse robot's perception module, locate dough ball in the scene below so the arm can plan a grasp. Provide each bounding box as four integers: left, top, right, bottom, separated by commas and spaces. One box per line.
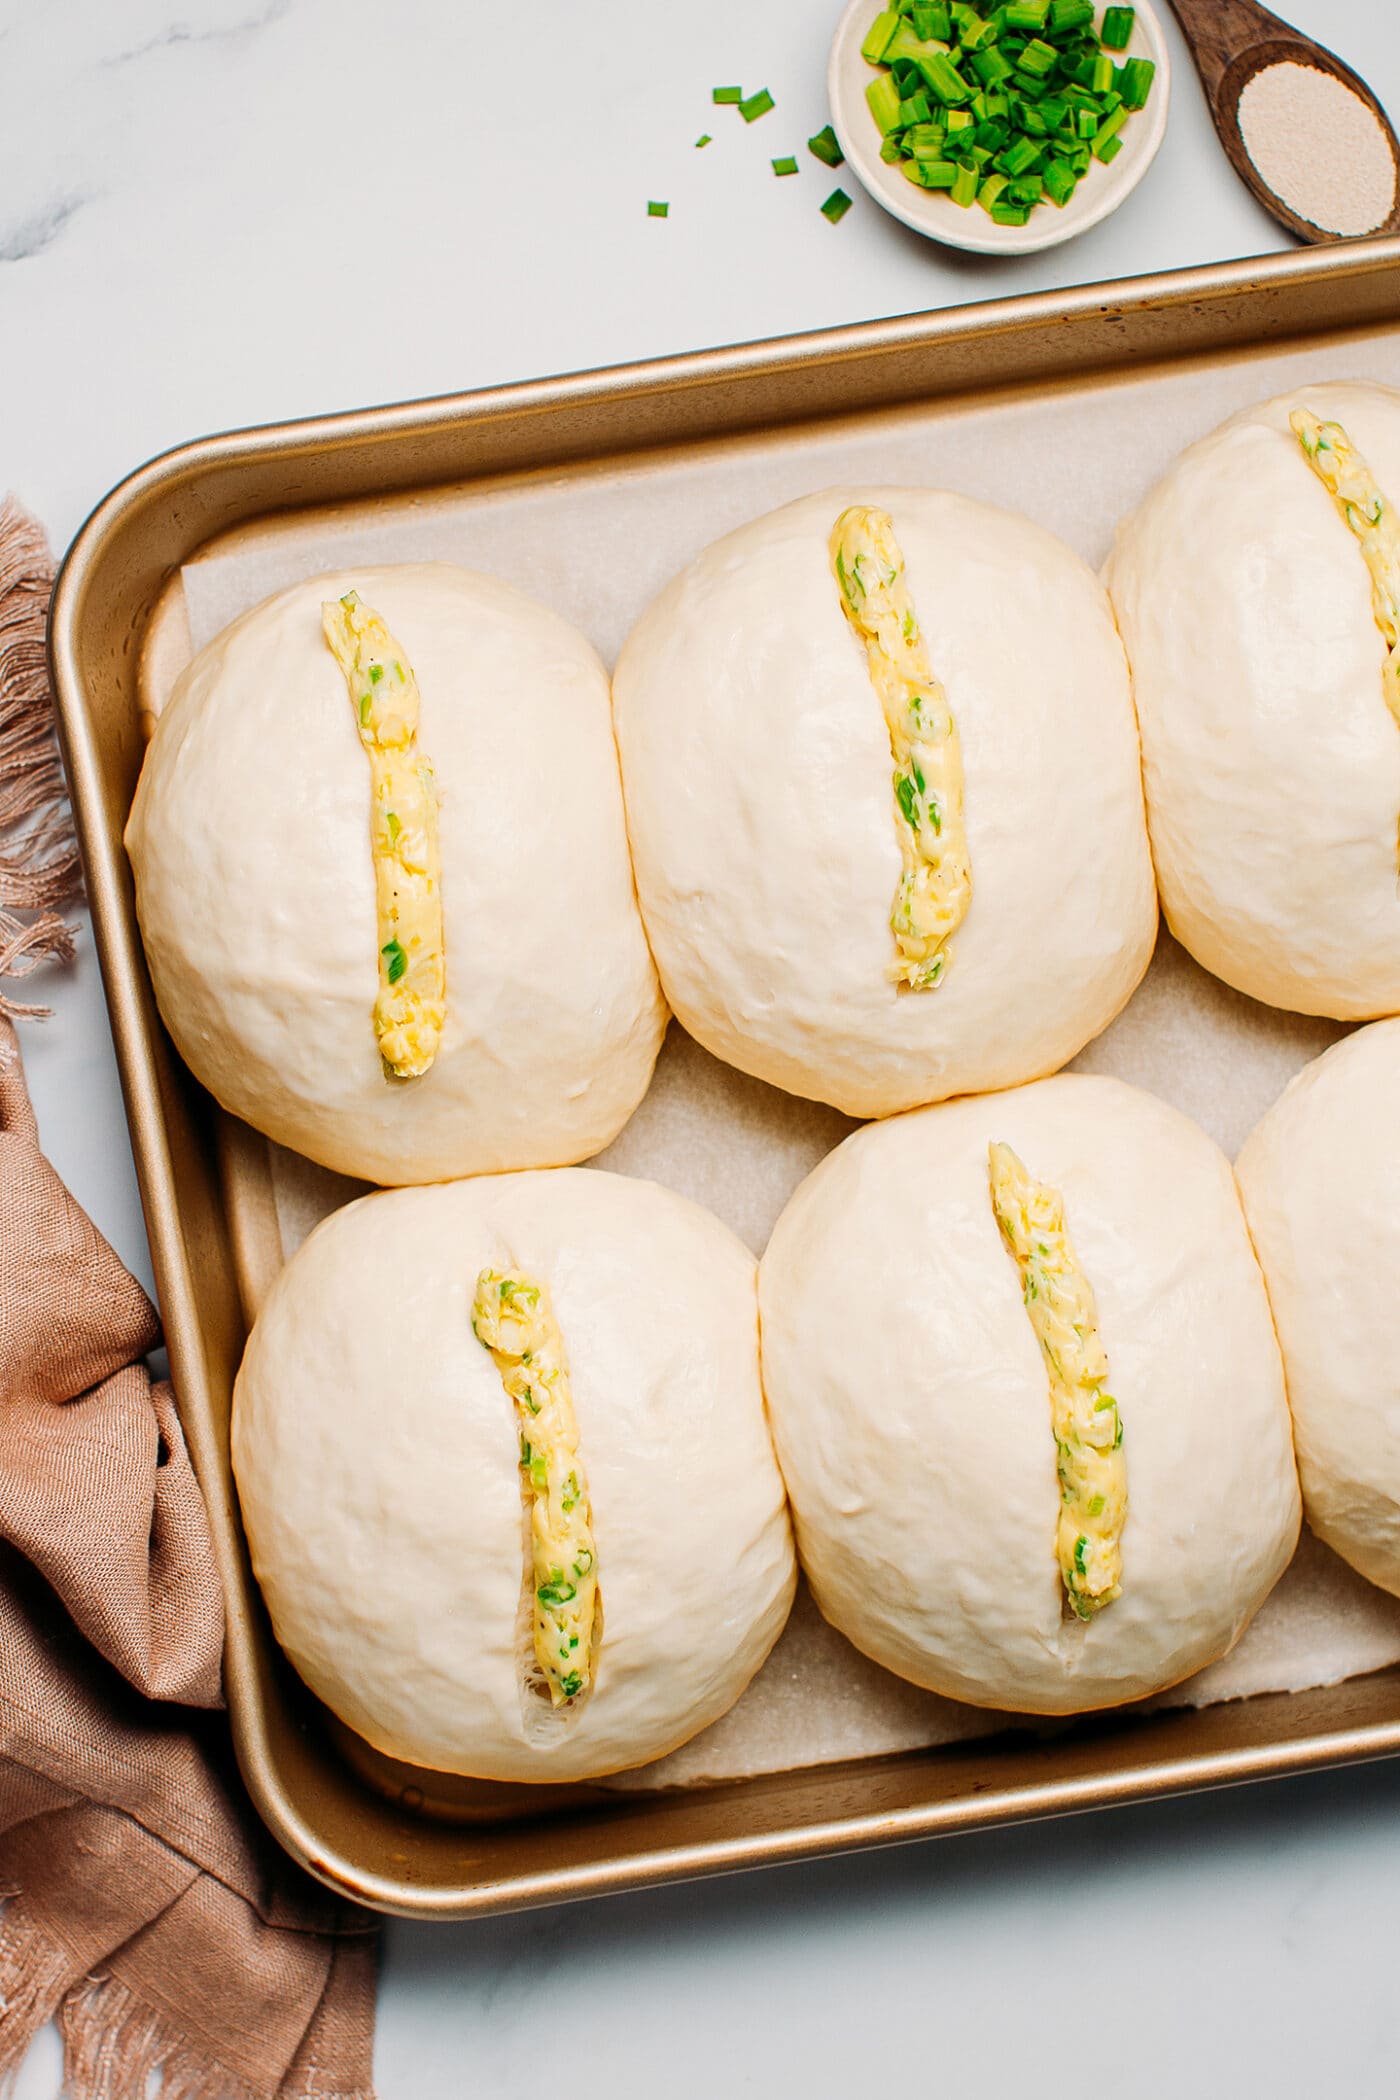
232, 1168, 796, 1783
758, 1073, 1299, 1714
1105, 381, 1400, 1019
1237, 1017, 1400, 1597
126, 564, 666, 1183
612, 487, 1156, 1119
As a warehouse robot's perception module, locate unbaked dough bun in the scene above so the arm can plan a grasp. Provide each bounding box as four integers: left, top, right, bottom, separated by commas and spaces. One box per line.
126, 564, 666, 1184
758, 1073, 1300, 1714
612, 487, 1156, 1118
1237, 1018, 1400, 1598
232, 1168, 796, 1783
1105, 381, 1400, 1019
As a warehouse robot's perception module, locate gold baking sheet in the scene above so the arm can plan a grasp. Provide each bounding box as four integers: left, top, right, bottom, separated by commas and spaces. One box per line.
49, 239, 1400, 1917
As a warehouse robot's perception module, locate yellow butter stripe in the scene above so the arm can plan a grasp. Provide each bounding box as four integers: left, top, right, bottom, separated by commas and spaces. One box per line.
830, 506, 972, 990
473, 1268, 600, 1707
989, 1141, 1126, 1620
322, 591, 446, 1078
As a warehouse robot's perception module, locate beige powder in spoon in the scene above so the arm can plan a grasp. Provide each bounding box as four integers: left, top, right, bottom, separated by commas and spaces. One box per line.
1237, 61, 1396, 237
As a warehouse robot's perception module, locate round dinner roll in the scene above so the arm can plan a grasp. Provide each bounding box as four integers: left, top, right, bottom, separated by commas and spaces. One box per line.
758, 1073, 1300, 1715
126, 563, 665, 1184
612, 486, 1156, 1119
1105, 380, 1400, 1019
232, 1168, 796, 1783
1237, 1018, 1400, 1598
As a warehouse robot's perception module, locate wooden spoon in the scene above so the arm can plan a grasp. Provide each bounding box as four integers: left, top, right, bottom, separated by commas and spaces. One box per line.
1165, 0, 1400, 240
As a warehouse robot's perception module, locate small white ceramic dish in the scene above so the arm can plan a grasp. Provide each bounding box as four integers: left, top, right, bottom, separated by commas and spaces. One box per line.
827, 0, 1171, 255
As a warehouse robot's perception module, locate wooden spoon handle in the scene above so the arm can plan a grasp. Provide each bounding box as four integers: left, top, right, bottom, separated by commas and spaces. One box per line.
1166, 0, 1322, 93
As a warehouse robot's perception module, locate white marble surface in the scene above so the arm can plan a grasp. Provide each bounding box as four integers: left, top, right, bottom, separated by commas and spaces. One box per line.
4, 0, 1400, 2092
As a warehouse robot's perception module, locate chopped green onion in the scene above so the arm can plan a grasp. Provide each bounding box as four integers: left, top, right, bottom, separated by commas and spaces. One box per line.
808, 123, 845, 166
712, 85, 742, 103
1017, 37, 1058, 78
861, 7, 902, 60
907, 120, 949, 153
646, 200, 669, 217
970, 45, 1014, 87
855, 0, 1150, 226
1092, 103, 1127, 156
911, 157, 959, 186
738, 87, 775, 121
998, 132, 1044, 175
695, 133, 712, 148
920, 49, 973, 102
821, 186, 854, 221
1119, 55, 1155, 107
772, 155, 799, 175
1043, 155, 1078, 204
381, 937, 407, 984
887, 21, 947, 62
867, 71, 904, 133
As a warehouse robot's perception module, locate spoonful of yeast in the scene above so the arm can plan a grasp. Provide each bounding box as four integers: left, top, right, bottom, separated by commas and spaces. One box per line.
1165, 0, 1399, 242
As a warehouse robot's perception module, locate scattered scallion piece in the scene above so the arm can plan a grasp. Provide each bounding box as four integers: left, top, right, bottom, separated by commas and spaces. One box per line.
712, 85, 742, 103
695, 133, 712, 148
809, 123, 845, 166
772, 155, 799, 175
647, 200, 669, 218
1100, 6, 1135, 50
738, 87, 775, 121
821, 186, 853, 221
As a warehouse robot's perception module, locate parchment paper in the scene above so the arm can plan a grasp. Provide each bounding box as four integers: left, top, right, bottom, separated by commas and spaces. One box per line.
166, 318, 1400, 1790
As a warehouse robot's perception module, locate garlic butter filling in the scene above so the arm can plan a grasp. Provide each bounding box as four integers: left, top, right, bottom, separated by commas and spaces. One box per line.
988, 1142, 1126, 1620
472, 1268, 600, 1707
830, 505, 972, 990
322, 590, 446, 1078
1291, 409, 1400, 789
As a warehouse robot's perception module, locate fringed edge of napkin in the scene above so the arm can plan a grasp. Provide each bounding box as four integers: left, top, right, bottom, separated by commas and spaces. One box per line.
0, 495, 81, 1018
0, 1916, 377, 2100
0, 1919, 258, 2100
0, 1898, 74, 2089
